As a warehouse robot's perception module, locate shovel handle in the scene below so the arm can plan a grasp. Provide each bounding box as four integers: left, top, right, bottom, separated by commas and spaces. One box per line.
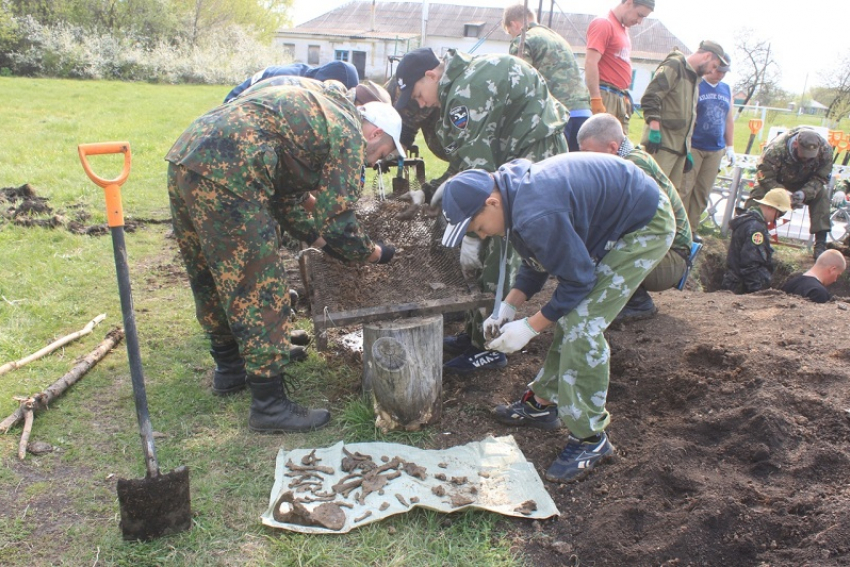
78, 142, 131, 228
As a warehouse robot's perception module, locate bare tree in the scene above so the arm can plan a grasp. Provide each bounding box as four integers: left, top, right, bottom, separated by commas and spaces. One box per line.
818, 53, 850, 127
732, 28, 781, 116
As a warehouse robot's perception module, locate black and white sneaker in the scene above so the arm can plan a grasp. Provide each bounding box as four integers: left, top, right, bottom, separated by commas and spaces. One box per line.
544, 433, 615, 483
493, 390, 561, 430
444, 346, 506, 373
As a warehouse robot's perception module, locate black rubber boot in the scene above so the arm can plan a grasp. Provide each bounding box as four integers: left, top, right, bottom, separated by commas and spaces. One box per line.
210, 343, 247, 396
290, 330, 311, 346
614, 286, 658, 323
247, 375, 331, 433
813, 231, 829, 260
290, 345, 308, 363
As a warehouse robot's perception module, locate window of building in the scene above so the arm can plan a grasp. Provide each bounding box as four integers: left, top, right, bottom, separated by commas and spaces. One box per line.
334, 50, 350, 62
283, 43, 295, 58
463, 22, 484, 38
308, 45, 320, 65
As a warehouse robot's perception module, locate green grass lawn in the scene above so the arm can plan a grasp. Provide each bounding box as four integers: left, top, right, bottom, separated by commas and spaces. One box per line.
0, 76, 839, 566
0, 77, 514, 567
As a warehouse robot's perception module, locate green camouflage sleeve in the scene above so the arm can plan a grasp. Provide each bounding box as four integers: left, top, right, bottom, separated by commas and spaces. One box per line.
511, 26, 590, 112
626, 149, 693, 250
755, 144, 785, 191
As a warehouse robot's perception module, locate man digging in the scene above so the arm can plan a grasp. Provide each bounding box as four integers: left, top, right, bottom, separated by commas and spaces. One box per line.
439, 152, 675, 482
166, 79, 403, 433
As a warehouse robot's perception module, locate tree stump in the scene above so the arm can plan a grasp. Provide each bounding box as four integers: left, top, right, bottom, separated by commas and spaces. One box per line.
363, 315, 442, 432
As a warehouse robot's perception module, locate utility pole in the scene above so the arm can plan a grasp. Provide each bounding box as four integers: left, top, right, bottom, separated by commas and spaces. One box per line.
798, 72, 809, 116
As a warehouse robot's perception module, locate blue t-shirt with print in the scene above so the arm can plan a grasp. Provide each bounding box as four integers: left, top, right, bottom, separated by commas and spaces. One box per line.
691, 80, 732, 152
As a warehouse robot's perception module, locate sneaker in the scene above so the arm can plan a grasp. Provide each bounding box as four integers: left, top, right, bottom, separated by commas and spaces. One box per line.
493, 390, 561, 430
614, 287, 657, 323
544, 433, 615, 484
443, 332, 472, 355
444, 346, 506, 373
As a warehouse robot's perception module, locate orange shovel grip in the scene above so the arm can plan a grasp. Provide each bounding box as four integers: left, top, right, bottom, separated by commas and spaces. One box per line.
748, 119, 763, 135
77, 142, 131, 228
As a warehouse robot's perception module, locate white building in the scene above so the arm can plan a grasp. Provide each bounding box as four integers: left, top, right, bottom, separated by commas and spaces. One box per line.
275, 1, 693, 103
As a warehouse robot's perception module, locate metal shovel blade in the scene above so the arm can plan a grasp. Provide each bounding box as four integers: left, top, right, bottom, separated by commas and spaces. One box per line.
117, 465, 191, 541
392, 176, 409, 196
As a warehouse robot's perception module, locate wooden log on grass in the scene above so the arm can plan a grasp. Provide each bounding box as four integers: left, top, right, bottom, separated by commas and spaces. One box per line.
0, 327, 124, 434
363, 315, 442, 432
0, 314, 107, 376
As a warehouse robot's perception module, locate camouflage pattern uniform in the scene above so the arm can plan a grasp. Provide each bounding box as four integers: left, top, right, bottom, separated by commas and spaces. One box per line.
509, 21, 591, 151
750, 126, 834, 234
624, 141, 693, 290
166, 79, 376, 378
639, 49, 699, 189
437, 49, 569, 349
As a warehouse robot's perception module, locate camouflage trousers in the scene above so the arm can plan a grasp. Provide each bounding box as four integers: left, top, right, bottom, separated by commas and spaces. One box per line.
167, 163, 292, 378
529, 192, 675, 439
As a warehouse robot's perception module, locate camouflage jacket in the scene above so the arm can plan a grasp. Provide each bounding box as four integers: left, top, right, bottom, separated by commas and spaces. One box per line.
509, 22, 591, 112
639, 50, 698, 156
756, 126, 834, 200
436, 49, 570, 171
626, 145, 693, 250
165, 79, 375, 262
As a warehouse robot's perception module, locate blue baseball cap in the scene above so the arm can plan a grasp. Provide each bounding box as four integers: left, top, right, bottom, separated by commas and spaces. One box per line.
440, 169, 495, 247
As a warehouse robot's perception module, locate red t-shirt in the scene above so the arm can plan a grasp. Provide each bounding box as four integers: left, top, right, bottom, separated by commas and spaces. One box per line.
585, 10, 632, 91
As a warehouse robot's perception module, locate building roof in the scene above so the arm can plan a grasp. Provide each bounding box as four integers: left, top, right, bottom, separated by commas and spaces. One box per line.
283, 1, 691, 60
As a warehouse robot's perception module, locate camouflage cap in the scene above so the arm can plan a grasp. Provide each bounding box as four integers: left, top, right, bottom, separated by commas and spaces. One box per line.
633, 0, 655, 9
699, 40, 730, 66
795, 129, 823, 159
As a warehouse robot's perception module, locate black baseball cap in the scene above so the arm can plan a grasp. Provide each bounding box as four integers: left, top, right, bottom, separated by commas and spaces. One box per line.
393, 48, 439, 111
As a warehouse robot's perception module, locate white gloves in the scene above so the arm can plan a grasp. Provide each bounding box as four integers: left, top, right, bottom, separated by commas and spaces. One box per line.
459, 235, 483, 280
483, 301, 517, 342
485, 318, 538, 354
833, 190, 847, 208
725, 146, 736, 167
791, 190, 806, 208
430, 181, 447, 207
399, 189, 425, 205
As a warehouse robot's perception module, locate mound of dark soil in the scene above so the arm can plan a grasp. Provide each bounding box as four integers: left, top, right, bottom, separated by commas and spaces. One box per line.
429, 243, 850, 566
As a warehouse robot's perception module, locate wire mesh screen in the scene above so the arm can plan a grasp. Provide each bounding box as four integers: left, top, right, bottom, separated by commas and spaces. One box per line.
302, 196, 491, 336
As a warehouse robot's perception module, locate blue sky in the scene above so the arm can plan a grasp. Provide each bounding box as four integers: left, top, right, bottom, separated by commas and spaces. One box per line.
290, 0, 849, 95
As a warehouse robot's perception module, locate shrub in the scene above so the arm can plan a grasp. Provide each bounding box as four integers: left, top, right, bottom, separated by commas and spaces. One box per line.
2, 15, 288, 84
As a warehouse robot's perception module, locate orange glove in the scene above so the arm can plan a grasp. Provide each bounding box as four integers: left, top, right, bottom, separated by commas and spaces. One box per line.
590, 97, 606, 114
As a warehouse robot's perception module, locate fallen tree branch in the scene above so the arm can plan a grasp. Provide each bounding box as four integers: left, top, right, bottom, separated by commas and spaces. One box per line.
17, 404, 33, 460
0, 314, 107, 376
0, 327, 124, 434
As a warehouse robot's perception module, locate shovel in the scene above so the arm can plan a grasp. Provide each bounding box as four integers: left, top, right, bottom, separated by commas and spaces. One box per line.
744, 119, 763, 154
78, 142, 191, 541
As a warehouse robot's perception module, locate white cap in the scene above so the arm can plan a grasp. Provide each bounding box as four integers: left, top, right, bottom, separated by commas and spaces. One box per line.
358, 102, 406, 159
